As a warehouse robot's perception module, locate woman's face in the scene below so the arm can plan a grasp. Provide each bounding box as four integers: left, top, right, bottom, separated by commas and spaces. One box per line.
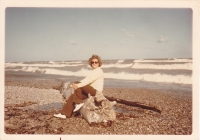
91, 58, 99, 69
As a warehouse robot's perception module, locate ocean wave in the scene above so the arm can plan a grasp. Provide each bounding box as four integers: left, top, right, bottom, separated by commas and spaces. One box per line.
5, 63, 83, 68
100, 63, 133, 68
133, 58, 192, 63
6, 67, 192, 84
132, 63, 192, 70
49, 61, 82, 64
5, 61, 192, 71
117, 59, 125, 63
104, 72, 191, 84
6, 58, 192, 69
11, 67, 90, 76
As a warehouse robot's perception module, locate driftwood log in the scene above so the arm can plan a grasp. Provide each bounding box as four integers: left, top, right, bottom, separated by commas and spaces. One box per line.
54, 82, 161, 116
104, 95, 161, 113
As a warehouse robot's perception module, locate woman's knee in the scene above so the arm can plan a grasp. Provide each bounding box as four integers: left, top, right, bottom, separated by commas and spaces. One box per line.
74, 81, 81, 84
81, 86, 96, 96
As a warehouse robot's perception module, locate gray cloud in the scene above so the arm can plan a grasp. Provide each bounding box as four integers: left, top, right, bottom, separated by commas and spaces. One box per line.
157, 35, 168, 43
137, 33, 146, 39
121, 29, 134, 38
120, 41, 124, 45
70, 40, 76, 45
121, 29, 147, 39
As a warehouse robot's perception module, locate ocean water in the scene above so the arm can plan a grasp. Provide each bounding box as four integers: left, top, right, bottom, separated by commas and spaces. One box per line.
5, 58, 192, 93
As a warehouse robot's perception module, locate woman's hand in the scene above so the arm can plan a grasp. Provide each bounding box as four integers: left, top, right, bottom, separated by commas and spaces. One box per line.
72, 83, 78, 90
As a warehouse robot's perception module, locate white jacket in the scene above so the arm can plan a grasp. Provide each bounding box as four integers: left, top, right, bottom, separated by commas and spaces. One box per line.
77, 67, 104, 92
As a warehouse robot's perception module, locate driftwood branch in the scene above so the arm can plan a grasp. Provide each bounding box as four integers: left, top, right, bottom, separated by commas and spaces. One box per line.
52, 83, 161, 114
104, 95, 161, 113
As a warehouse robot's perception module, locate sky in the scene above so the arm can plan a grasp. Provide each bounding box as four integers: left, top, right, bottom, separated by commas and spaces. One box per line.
5, 8, 192, 62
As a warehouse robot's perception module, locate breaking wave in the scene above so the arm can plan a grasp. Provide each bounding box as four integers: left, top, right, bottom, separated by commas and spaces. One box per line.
5, 58, 192, 85
5, 62, 83, 68
6, 66, 192, 84
132, 63, 192, 70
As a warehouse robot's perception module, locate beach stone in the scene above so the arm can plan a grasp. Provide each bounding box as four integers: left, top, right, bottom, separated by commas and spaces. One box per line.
4, 79, 192, 134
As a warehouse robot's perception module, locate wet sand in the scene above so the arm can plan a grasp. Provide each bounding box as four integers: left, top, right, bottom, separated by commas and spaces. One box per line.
4, 79, 192, 135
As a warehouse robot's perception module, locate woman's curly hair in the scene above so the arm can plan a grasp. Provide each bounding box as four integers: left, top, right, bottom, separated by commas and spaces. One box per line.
88, 54, 102, 67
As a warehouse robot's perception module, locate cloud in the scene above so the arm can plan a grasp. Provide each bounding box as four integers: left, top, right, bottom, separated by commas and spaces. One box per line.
137, 33, 146, 39
121, 29, 147, 39
70, 40, 76, 45
119, 41, 124, 45
121, 29, 134, 38
121, 29, 126, 32
157, 35, 168, 43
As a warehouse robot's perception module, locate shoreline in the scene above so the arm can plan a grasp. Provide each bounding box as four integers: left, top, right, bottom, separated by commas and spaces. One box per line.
4, 79, 192, 134
5, 71, 192, 94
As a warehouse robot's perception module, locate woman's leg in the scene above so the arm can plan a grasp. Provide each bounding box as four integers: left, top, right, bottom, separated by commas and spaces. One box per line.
60, 94, 74, 117
61, 88, 87, 117
60, 84, 97, 117
81, 85, 97, 96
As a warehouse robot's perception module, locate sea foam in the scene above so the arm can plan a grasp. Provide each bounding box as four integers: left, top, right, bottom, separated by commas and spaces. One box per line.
7, 66, 192, 84
97, 63, 133, 68
5, 58, 192, 85
6, 60, 192, 70
133, 59, 192, 63
132, 63, 192, 70
5, 63, 83, 68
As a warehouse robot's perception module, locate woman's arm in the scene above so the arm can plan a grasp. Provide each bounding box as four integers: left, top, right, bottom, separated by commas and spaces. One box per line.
79, 74, 90, 84
76, 68, 103, 88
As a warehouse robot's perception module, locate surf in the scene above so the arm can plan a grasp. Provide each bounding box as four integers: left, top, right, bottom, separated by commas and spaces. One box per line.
6, 66, 192, 85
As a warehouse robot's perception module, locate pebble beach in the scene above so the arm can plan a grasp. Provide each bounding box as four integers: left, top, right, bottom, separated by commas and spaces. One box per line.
4, 79, 192, 135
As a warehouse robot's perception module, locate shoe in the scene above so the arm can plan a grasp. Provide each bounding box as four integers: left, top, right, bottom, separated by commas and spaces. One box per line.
54, 113, 66, 119
73, 103, 84, 112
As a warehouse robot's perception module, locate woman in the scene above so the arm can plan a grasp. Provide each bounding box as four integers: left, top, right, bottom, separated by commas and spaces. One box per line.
54, 54, 104, 118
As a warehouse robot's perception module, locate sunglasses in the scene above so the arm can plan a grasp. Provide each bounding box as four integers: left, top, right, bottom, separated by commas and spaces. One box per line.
91, 61, 99, 64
